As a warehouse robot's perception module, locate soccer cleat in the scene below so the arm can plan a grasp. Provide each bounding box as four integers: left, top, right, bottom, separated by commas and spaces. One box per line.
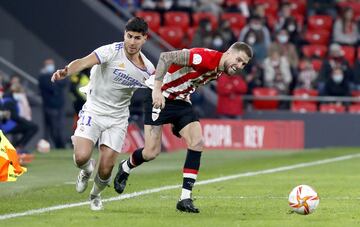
176, 198, 200, 213
75, 159, 95, 193
114, 160, 129, 194
90, 194, 103, 211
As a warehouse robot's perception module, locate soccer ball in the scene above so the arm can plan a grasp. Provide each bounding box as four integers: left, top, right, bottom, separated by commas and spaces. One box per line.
36, 139, 50, 153
288, 185, 319, 215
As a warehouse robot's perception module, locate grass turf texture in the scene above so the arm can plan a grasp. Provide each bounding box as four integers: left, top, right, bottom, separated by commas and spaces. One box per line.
0, 148, 360, 227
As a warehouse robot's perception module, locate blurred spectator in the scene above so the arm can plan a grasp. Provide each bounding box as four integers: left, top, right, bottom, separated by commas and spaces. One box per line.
190, 87, 206, 118
318, 43, 353, 94
113, 0, 141, 14
216, 73, 247, 118
263, 50, 292, 95
197, 0, 224, 18
275, 2, 302, 47
321, 67, 351, 106
10, 82, 32, 121
244, 63, 264, 95
0, 88, 38, 153
38, 58, 67, 149
239, 15, 271, 64
268, 29, 299, 70
333, 7, 359, 46
210, 20, 237, 51
191, 18, 213, 48
296, 58, 318, 90
307, 0, 337, 18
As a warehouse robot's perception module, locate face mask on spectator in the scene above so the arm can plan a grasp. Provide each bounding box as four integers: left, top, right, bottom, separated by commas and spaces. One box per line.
247, 35, 256, 45
277, 34, 289, 43
333, 74, 344, 83
287, 23, 296, 32
250, 23, 262, 30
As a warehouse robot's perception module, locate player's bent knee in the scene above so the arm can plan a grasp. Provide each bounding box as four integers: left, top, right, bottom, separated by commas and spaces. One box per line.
188, 138, 204, 151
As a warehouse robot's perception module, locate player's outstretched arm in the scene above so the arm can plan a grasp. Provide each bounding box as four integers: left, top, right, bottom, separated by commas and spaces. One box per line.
152, 49, 190, 109
51, 53, 100, 82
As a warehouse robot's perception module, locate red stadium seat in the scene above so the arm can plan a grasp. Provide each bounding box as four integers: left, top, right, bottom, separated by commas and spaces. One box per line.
192, 12, 218, 30
348, 104, 360, 113
252, 87, 279, 110
183, 26, 197, 47
164, 11, 190, 32
351, 90, 360, 104
304, 30, 330, 45
158, 26, 184, 48
136, 11, 161, 33
298, 59, 323, 72
319, 103, 345, 113
307, 15, 333, 31
221, 13, 247, 30
340, 45, 355, 66
302, 45, 328, 58
292, 88, 318, 106
286, 0, 306, 15
291, 102, 317, 113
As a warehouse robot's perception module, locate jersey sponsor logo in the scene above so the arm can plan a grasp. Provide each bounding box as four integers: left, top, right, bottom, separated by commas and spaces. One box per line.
192, 54, 202, 65
113, 69, 146, 88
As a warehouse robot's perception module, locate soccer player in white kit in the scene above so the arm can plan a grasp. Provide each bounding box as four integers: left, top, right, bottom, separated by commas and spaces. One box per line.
51, 17, 154, 210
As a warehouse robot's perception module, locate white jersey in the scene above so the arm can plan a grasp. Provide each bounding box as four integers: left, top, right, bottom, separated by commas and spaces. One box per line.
82, 42, 155, 118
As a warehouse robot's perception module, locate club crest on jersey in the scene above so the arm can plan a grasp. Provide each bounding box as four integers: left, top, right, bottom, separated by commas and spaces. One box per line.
192, 54, 202, 65
118, 63, 125, 69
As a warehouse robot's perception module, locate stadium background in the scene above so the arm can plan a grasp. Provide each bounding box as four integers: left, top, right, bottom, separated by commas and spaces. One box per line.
1, 1, 360, 226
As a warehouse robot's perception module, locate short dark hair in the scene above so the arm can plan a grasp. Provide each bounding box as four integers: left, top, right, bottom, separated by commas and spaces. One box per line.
125, 17, 148, 35
229, 42, 253, 59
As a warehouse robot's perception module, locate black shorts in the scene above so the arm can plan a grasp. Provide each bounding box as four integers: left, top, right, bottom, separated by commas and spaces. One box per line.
143, 88, 199, 136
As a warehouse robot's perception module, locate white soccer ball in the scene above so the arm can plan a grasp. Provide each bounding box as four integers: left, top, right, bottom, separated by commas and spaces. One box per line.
288, 184, 319, 215
36, 139, 51, 153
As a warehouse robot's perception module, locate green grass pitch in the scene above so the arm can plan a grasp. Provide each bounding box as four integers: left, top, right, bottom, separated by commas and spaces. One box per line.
0, 147, 360, 227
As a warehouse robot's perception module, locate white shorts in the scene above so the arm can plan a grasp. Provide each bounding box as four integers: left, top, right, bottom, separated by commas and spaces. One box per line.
74, 110, 128, 153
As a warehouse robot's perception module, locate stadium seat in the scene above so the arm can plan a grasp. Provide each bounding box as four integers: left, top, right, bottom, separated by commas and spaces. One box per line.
307, 15, 333, 31
158, 26, 184, 48
183, 26, 197, 47
292, 88, 318, 106
164, 11, 190, 32
319, 103, 346, 113
252, 87, 279, 110
298, 59, 323, 72
192, 12, 218, 30
351, 90, 360, 104
302, 44, 328, 58
135, 11, 161, 33
348, 104, 360, 113
340, 45, 355, 66
286, 0, 306, 15
304, 30, 330, 45
221, 13, 246, 30
291, 102, 317, 113
337, 2, 360, 18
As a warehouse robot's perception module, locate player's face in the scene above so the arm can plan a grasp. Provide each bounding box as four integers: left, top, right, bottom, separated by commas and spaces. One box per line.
223, 51, 250, 75
124, 31, 147, 56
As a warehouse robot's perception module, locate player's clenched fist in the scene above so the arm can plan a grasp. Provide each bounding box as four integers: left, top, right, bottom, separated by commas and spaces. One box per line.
51, 66, 68, 82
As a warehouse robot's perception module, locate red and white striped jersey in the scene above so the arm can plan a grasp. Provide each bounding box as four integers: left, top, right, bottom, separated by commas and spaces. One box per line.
146, 48, 223, 102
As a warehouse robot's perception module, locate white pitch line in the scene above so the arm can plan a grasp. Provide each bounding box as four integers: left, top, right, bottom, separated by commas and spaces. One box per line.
1, 153, 359, 221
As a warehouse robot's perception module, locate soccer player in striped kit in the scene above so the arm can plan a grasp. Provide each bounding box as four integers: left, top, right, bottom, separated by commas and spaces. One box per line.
51, 17, 155, 211
114, 42, 253, 213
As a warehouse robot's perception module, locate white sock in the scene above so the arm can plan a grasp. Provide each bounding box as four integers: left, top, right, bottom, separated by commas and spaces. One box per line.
122, 160, 131, 174
79, 158, 95, 174
180, 189, 192, 200
90, 173, 111, 196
